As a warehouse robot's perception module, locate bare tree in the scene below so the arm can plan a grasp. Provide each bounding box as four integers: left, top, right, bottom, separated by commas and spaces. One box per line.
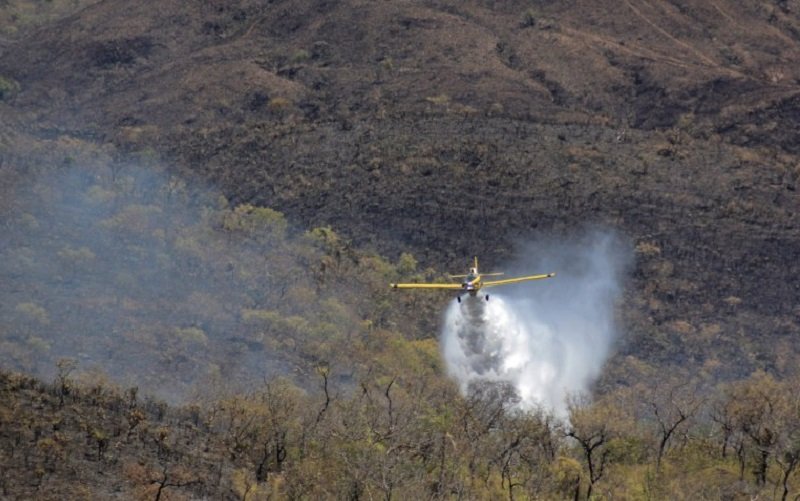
772, 376, 800, 501
566, 394, 624, 500
150, 463, 201, 501
725, 372, 783, 486
645, 380, 703, 469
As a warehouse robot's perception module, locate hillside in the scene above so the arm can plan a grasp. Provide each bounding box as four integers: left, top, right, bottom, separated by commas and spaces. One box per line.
0, 0, 800, 497
2, 0, 798, 383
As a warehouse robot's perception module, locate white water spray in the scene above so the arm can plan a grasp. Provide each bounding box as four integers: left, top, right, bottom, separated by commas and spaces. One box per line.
441, 233, 628, 415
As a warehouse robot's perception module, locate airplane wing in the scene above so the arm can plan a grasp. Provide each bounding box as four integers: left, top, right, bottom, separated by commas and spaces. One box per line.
390, 283, 463, 290
482, 273, 555, 287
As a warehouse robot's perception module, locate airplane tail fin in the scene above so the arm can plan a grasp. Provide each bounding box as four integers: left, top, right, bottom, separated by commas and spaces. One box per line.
474, 256, 503, 276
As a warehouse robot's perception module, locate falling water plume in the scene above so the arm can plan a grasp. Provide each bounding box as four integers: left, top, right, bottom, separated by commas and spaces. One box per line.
440, 233, 629, 415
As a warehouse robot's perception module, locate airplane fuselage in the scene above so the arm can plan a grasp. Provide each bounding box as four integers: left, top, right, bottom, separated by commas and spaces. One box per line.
462, 273, 481, 295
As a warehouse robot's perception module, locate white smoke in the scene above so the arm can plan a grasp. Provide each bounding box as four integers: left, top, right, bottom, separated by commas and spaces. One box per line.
441, 232, 629, 415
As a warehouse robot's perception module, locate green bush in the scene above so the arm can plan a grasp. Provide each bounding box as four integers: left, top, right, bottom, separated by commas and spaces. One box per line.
0, 75, 20, 100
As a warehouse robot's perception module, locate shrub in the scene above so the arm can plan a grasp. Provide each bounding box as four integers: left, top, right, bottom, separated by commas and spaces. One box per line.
0, 75, 19, 100
290, 49, 310, 63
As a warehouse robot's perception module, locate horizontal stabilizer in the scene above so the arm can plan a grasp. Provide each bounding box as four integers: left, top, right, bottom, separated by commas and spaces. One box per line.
449, 272, 503, 278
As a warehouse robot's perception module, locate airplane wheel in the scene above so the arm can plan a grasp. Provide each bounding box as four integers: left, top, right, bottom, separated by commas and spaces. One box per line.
485, 294, 490, 301
457, 296, 461, 303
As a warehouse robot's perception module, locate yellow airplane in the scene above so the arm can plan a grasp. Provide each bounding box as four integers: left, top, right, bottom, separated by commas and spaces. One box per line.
390, 257, 555, 302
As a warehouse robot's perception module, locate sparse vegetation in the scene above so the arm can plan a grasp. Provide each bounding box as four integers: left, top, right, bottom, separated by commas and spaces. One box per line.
0, 0, 799, 497
3, 366, 800, 498
520, 8, 538, 28
0, 75, 19, 100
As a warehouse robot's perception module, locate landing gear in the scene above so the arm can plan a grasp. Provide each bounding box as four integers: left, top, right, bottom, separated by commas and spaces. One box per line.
456, 295, 461, 303
485, 294, 490, 301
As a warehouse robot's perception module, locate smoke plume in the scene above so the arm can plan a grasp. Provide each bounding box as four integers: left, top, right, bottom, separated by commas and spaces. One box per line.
0, 162, 324, 402
440, 233, 629, 415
